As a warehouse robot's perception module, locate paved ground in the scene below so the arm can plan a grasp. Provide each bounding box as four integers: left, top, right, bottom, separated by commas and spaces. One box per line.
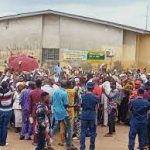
0, 125, 138, 150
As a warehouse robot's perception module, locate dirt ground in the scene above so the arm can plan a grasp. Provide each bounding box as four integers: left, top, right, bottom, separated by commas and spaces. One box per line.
0, 125, 138, 150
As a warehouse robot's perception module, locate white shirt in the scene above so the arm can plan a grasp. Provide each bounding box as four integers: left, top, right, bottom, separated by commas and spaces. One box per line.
41, 84, 54, 97
102, 81, 111, 95
13, 91, 21, 110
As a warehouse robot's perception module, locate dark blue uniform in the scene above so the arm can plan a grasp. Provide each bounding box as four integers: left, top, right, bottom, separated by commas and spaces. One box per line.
128, 97, 150, 150
80, 93, 98, 150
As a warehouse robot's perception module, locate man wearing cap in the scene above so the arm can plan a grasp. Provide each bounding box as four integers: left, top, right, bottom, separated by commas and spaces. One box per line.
144, 81, 150, 150
80, 82, 98, 150
128, 89, 150, 150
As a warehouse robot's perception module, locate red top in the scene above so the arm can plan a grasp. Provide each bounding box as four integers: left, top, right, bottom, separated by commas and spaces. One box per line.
93, 84, 102, 97
29, 88, 43, 117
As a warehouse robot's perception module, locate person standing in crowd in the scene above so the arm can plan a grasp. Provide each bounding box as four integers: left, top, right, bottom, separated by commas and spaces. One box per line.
41, 79, 54, 98
104, 82, 119, 137
29, 79, 43, 145
52, 80, 77, 150
119, 89, 130, 123
20, 81, 35, 140
58, 79, 76, 146
54, 63, 62, 76
101, 77, 111, 126
73, 77, 83, 140
66, 80, 76, 136
92, 77, 102, 125
130, 80, 141, 100
128, 89, 150, 150
144, 81, 150, 150
13, 82, 24, 133
35, 92, 54, 150
0, 81, 13, 146
80, 82, 98, 150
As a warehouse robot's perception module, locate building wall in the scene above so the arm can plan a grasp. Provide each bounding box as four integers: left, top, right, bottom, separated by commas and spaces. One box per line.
59, 16, 123, 62
122, 30, 137, 68
137, 34, 150, 69
40, 14, 125, 67
42, 15, 60, 48
0, 15, 43, 67
0, 14, 141, 70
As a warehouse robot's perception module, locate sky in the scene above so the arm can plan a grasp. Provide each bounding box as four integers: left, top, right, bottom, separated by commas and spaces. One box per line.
0, 0, 150, 30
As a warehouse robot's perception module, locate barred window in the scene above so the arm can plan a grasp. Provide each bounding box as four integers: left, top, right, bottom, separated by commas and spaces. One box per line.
42, 48, 59, 61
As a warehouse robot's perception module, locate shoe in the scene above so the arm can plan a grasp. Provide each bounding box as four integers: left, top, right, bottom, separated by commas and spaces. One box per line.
5, 143, 8, 146
26, 137, 32, 140
72, 137, 79, 140
47, 146, 55, 150
0, 142, 9, 146
137, 145, 148, 149
104, 133, 113, 137
32, 142, 37, 146
58, 142, 64, 146
20, 136, 25, 140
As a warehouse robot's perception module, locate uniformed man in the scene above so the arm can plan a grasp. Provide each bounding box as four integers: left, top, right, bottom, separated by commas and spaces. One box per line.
128, 88, 150, 150
80, 82, 98, 150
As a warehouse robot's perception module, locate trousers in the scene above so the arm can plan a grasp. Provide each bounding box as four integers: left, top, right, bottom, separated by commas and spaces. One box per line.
80, 120, 96, 150
128, 122, 146, 150
35, 126, 45, 150
0, 110, 12, 145
21, 110, 32, 138
108, 110, 116, 134
52, 116, 72, 147
148, 117, 150, 150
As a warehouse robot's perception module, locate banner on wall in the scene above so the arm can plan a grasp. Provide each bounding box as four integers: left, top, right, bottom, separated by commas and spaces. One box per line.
87, 50, 105, 63
63, 50, 87, 61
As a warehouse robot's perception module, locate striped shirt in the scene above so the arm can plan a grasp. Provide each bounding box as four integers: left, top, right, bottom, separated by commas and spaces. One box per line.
0, 87, 13, 111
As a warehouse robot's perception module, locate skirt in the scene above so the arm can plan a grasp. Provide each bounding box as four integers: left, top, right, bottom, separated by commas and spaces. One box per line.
14, 109, 22, 128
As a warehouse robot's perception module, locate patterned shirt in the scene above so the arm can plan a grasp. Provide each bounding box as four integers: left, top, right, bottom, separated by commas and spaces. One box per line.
0, 87, 13, 111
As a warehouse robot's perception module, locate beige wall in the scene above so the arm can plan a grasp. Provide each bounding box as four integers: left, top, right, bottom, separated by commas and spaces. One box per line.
42, 15, 60, 48
59, 16, 123, 62
122, 30, 137, 68
0, 15, 43, 66
40, 15, 124, 67
137, 34, 150, 69
0, 14, 142, 69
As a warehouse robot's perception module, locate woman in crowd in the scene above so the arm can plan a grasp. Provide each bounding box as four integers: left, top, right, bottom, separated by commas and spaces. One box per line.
13, 82, 24, 133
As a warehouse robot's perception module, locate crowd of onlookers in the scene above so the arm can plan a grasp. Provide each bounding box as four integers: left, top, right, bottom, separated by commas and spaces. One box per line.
0, 63, 149, 150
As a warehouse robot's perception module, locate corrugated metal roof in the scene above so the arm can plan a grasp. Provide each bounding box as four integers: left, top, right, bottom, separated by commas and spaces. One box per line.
0, 9, 149, 34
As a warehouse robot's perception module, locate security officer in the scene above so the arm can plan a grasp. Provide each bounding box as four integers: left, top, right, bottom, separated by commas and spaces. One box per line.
80, 82, 98, 150
128, 88, 150, 150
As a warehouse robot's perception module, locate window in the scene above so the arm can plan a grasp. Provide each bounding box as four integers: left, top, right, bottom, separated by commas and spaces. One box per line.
42, 48, 59, 61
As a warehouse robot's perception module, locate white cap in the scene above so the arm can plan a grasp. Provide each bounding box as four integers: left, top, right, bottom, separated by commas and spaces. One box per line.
16, 82, 23, 88
75, 78, 80, 82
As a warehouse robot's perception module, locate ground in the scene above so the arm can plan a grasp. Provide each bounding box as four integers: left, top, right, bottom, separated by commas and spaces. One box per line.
0, 125, 138, 150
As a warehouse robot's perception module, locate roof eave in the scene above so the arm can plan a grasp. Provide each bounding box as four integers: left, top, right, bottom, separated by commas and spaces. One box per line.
0, 9, 149, 34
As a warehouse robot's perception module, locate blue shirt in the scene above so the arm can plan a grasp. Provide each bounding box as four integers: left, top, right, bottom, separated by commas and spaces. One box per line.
54, 65, 62, 75
81, 93, 98, 120
52, 88, 69, 120
129, 97, 150, 124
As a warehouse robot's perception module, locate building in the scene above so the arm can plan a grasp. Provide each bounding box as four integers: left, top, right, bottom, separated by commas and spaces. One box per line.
0, 9, 150, 69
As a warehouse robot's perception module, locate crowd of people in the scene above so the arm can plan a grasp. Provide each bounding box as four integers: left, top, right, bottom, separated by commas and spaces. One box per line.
0, 63, 149, 150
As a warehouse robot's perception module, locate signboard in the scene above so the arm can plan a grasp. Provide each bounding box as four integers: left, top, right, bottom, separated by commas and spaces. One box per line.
87, 50, 105, 63
63, 50, 87, 61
